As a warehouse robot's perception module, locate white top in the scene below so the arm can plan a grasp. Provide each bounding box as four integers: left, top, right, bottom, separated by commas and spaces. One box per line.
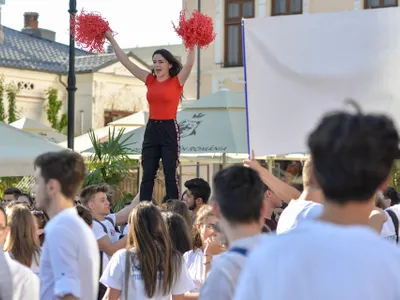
40, 207, 100, 300
93, 213, 119, 272
6, 251, 40, 276
199, 234, 263, 300
100, 248, 195, 300
381, 204, 400, 246
183, 249, 205, 292
276, 199, 323, 234
6, 254, 39, 300
0, 250, 13, 300
234, 220, 400, 300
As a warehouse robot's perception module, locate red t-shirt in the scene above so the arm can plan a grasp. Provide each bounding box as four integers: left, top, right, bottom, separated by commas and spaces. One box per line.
145, 74, 183, 120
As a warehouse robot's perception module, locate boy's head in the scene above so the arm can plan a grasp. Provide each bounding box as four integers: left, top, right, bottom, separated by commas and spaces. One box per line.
308, 101, 399, 204
213, 165, 265, 225
184, 178, 211, 211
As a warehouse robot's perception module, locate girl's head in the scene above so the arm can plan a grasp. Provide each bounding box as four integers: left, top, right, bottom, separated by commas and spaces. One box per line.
152, 49, 182, 79
162, 211, 192, 254
5, 204, 41, 267
127, 202, 180, 298
162, 199, 192, 229
32, 210, 48, 246
193, 205, 216, 249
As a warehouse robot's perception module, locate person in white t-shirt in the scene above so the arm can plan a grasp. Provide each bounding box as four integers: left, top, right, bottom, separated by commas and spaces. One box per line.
199, 165, 265, 300
34, 151, 100, 300
100, 202, 194, 299
245, 156, 324, 234
4, 204, 41, 276
234, 103, 400, 300
0, 207, 14, 300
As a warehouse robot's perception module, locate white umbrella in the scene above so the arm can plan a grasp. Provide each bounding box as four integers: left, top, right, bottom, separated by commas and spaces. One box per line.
83, 90, 249, 155
0, 122, 68, 176
108, 110, 149, 127
10, 117, 67, 143
60, 110, 148, 153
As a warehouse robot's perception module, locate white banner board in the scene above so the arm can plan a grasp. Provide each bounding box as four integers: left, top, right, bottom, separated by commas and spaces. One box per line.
243, 7, 400, 156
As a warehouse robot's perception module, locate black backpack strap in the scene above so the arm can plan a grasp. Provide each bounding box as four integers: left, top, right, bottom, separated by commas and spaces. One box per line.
229, 247, 248, 256
93, 219, 108, 234
387, 209, 399, 244
104, 216, 121, 233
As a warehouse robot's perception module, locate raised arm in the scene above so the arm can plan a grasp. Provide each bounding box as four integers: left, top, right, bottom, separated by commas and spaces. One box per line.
178, 48, 195, 86
244, 151, 301, 203
105, 31, 150, 83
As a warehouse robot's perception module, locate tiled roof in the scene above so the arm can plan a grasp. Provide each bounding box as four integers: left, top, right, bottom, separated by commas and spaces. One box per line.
0, 26, 150, 74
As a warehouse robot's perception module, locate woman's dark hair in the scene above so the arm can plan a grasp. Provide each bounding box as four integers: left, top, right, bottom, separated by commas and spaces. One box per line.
384, 186, 400, 206
152, 49, 182, 78
162, 211, 192, 254
161, 199, 192, 229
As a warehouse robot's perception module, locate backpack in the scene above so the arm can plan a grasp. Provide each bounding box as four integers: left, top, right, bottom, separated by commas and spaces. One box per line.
93, 217, 116, 300
387, 209, 399, 244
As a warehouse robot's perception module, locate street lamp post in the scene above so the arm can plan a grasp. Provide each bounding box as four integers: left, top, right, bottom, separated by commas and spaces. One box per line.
67, 0, 77, 150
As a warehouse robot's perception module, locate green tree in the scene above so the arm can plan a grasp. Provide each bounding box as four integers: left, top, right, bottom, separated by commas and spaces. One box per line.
6, 82, 19, 123
45, 88, 67, 133
84, 127, 138, 212
0, 77, 5, 122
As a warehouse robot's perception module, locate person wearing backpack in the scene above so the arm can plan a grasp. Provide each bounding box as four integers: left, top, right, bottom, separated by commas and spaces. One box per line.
80, 184, 139, 299
199, 165, 266, 300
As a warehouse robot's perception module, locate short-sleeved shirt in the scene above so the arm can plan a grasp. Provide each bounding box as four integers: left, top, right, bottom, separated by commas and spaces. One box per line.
100, 248, 194, 300
92, 214, 119, 271
199, 234, 264, 300
276, 199, 323, 234
146, 74, 182, 120
40, 208, 100, 300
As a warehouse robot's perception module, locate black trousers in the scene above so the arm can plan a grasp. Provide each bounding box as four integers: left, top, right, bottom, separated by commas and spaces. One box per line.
140, 119, 180, 201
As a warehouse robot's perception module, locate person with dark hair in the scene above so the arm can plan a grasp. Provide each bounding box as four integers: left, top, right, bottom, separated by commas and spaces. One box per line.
105, 31, 195, 202
33, 150, 99, 300
262, 183, 283, 232
199, 165, 265, 300
76, 204, 93, 227
18, 193, 34, 209
183, 178, 211, 223
100, 202, 194, 299
162, 199, 192, 229
3, 187, 22, 205
384, 186, 400, 206
235, 103, 400, 300
162, 211, 192, 255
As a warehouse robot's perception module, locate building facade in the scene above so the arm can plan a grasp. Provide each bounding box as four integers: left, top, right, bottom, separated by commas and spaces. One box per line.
181, 0, 399, 99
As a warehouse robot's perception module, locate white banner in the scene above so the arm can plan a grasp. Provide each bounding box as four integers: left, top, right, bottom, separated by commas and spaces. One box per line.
243, 7, 400, 156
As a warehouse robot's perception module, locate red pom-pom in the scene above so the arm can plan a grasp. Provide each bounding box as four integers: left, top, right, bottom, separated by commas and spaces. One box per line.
71, 10, 112, 53
173, 10, 216, 50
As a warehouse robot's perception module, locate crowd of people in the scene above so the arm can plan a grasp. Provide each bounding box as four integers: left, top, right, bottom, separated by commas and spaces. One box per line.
1, 102, 400, 300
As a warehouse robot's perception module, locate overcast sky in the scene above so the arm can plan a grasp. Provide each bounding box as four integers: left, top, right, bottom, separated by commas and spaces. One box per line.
2, 0, 183, 49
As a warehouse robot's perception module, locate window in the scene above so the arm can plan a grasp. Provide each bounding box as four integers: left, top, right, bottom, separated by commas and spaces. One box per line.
224, 0, 255, 67
272, 0, 303, 16
104, 110, 134, 126
365, 0, 398, 8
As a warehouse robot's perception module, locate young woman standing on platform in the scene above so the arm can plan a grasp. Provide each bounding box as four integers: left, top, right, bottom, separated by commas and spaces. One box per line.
105, 31, 195, 201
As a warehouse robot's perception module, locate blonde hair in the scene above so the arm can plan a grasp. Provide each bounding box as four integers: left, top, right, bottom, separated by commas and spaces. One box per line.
5, 204, 41, 267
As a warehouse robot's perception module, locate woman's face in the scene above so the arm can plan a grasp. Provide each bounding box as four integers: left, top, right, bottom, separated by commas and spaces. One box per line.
152, 54, 171, 78
198, 215, 217, 244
